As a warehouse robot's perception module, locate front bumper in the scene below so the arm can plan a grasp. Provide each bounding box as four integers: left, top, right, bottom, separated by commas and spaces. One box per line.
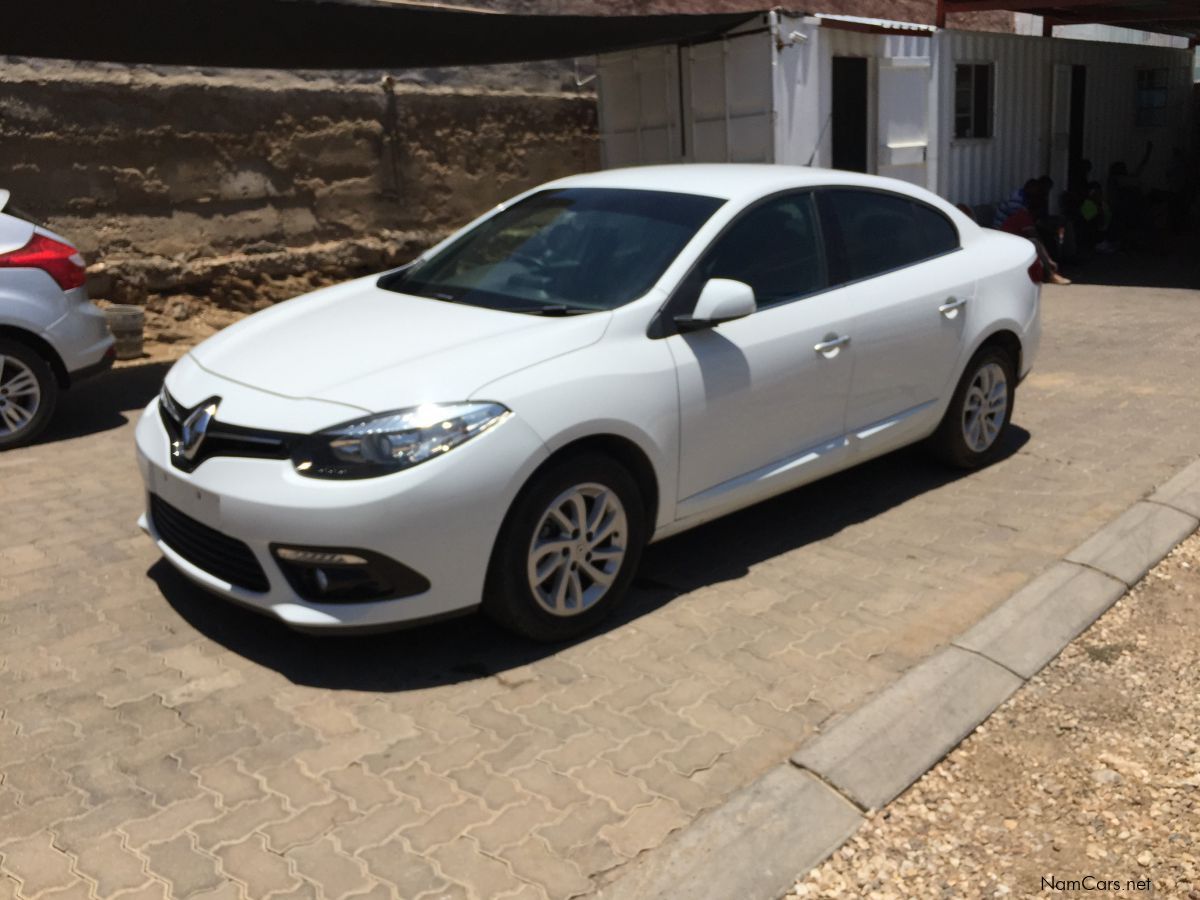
135, 398, 549, 630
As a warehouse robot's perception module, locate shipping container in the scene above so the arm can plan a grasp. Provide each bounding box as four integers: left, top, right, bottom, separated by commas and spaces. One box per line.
596, 11, 1193, 210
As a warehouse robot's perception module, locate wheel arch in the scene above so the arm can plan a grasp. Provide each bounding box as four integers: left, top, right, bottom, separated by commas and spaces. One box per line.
975, 328, 1023, 378
528, 433, 661, 537
0, 325, 70, 387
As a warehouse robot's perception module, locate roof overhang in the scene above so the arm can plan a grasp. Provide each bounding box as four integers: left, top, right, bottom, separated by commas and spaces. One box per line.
0, 0, 764, 69
942, 0, 1200, 42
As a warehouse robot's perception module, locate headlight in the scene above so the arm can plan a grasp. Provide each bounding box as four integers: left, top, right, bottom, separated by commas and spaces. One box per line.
292, 402, 510, 479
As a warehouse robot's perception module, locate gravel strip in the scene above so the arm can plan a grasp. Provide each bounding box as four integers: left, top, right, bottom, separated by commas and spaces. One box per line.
786, 530, 1200, 899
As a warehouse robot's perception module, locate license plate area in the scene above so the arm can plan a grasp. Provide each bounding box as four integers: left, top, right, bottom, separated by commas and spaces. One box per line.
149, 463, 221, 524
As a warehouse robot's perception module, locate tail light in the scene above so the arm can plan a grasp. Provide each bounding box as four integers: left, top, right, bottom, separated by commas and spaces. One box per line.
0, 233, 87, 291
1027, 260, 1043, 285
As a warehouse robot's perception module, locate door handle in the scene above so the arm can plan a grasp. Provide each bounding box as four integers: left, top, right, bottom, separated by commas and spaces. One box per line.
938, 297, 968, 317
813, 334, 851, 356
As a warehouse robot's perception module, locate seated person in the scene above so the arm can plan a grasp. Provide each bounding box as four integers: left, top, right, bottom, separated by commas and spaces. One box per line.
998, 180, 1070, 285
1079, 182, 1115, 254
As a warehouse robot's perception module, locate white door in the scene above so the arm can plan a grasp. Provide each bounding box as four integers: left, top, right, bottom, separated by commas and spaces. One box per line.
818, 189, 973, 458
876, 41, 932, 189
665, 193, 854, 522
1048, 63, 1073, 202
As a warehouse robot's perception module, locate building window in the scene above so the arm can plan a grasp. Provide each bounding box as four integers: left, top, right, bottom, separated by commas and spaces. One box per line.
954, 64, 994, 139
1135, 68, 1169, 127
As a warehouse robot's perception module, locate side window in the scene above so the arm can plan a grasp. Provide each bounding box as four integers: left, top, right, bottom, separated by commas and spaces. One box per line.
819, 190, 958, 285
910, 202, 960, 257
699, 193, 826, 309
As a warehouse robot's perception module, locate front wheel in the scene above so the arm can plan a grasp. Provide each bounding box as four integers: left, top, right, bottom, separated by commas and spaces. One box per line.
484, 453, 646, 642
930, 346, 1015, 468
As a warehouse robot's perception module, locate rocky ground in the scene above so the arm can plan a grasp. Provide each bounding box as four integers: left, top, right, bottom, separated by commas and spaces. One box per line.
787, 531, 1200, 899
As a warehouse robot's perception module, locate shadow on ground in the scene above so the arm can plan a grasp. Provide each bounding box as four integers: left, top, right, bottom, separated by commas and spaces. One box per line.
153, 425, 1030, 692
32, 361, 169, 446
1065, 231, 1200, 291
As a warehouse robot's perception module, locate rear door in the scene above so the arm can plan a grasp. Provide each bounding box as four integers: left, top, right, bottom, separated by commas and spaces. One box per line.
817, 188, 973, 458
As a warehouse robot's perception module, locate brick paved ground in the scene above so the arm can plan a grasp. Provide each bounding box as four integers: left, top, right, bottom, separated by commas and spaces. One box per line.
1, 283, 1198, 899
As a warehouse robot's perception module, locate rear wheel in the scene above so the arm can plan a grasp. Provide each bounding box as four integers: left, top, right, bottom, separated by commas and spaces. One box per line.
484, 453, 646, 642
0, 339, 57, 450
930, 346, 1015, 468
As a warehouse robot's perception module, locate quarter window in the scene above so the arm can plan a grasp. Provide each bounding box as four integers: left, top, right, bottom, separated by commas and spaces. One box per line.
698, 193, 826, 310
954, 63, 994, 139
818, 190, 959, 284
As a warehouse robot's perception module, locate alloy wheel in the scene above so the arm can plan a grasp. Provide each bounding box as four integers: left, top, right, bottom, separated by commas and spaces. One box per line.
0, 353, 41, 438
526, 482, 628, 617
961, 361, 1008, 453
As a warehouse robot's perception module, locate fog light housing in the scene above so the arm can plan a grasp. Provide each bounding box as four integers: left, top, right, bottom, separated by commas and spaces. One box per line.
271, 544, 430, 603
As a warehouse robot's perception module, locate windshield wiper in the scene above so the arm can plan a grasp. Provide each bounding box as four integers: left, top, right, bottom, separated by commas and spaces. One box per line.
513, 304, 596, 316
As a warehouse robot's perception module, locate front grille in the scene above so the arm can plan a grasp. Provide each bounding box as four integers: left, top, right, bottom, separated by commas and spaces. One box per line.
150, 494, 270, 593
160, 389, 296, 473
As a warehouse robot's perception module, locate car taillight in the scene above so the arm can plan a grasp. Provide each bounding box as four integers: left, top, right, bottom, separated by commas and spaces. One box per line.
1027, 260, 1043, 285
0, 233, 87, 291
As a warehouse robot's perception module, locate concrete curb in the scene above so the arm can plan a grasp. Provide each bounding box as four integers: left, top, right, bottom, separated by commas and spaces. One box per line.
595, 459, 1200, 900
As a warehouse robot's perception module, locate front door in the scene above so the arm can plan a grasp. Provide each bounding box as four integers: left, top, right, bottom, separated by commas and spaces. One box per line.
666, 192, 855, 522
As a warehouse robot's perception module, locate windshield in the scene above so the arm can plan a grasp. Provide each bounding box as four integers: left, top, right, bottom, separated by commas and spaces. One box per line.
381, 188, 725, 313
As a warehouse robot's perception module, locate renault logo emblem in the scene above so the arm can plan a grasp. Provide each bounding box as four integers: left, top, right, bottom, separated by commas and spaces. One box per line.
176, 399, 220, 462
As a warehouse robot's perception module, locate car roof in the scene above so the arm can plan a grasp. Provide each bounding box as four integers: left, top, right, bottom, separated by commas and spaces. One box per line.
545, 164, 937, 205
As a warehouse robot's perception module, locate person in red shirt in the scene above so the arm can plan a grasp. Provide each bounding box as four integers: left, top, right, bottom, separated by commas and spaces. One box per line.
999, 180, 1070, 285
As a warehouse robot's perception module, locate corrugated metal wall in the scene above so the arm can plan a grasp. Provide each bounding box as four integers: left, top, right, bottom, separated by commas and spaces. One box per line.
938, 30, 1193, 206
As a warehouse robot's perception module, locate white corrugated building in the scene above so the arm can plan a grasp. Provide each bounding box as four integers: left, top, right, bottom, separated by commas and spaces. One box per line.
596, 10, 1194, 208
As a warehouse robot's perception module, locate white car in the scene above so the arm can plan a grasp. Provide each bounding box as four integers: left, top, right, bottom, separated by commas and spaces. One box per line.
135, 165, 1040, 640
0, 189, 115, 447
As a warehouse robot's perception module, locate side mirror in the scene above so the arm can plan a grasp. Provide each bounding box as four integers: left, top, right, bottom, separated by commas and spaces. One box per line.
674, 278, 757, 333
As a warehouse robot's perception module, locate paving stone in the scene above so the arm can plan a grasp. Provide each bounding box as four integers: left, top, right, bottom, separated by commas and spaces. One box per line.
196, 760, 265, 809
503, 837, 592, 900
142, 833, 226, 899
330, 798, 420, 855
122, 794, 223, 848
359, 843, 449, 897
597, 798, 690, 860
467, 799, 557, 855
427, 838, 524, 898
0, 831, 76, 897
190, 795, 290, 850
71, 832, 150, 896
286, 836, 372, 898
216, 833, 297, 898
262, 798, 356, 854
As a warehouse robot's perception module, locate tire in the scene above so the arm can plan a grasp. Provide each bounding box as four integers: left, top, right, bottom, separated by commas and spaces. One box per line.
484, 453, 647, 642
930, 345, 1016, 469
0, 338, 58, 450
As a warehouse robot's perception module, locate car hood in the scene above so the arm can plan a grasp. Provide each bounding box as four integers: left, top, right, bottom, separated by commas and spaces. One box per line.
189, 275, 611, 412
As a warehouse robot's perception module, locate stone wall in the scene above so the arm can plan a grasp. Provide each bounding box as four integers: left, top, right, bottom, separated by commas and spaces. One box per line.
0, 58, 597, 313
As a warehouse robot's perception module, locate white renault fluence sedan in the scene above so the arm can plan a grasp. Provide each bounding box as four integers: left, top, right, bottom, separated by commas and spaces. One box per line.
136, 165, 1040, 640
